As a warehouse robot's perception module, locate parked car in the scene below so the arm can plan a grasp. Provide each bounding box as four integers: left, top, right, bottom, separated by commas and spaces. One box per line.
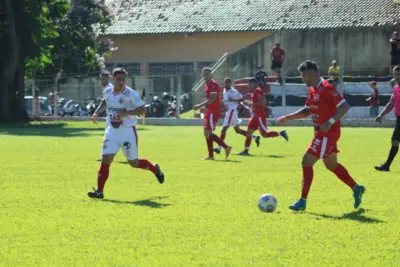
25, 96, 50, 115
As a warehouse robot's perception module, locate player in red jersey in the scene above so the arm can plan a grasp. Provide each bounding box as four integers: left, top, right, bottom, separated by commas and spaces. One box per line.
238, 78, 288, 156
278, 60, 365, 211
193, 68, 232, 160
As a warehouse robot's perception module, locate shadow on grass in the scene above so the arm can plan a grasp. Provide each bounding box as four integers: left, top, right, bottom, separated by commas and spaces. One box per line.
0, 122, 148, 137
102, 196, 171, 209
307, 209, 384, 224
214, 159, 242, 163
236, 154, 286, 159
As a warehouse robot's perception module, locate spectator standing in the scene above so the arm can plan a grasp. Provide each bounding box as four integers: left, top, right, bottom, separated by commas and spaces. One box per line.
254, 65, 268, 93
270, 43, 285, 84
366, 81, 380, 118
328, 60, 341, 87
390, 31, 400, 73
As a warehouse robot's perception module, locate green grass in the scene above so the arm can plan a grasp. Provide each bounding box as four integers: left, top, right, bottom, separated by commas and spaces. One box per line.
1, 122, 399, 266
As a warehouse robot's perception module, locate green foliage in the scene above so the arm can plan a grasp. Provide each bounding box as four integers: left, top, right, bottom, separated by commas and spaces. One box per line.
0, 123, 399, 265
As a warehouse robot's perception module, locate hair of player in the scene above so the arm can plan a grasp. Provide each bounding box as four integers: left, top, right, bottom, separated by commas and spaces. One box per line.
112, 68, 128, 77
202, 67, 212, 73
393, 65, 400, 72
298, 60, 320, 73
100, 70, 111, 77
224, 77, 232, 83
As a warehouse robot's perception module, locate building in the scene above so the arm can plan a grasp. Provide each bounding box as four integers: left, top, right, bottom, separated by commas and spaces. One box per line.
103, 0, 400, 93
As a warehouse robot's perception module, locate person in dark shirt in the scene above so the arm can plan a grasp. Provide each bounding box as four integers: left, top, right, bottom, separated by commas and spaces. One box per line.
390, 31, 400, 73
255, 65, 268, 92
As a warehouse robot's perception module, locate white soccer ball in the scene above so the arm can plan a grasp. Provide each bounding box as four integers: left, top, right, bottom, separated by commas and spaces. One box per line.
258, 194, 278, 212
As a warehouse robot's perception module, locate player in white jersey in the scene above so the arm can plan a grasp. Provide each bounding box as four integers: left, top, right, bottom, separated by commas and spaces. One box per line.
214, 78, 261, 154
88, 68, 164, 199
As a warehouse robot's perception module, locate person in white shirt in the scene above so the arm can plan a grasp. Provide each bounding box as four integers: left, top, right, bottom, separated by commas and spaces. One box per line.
88, 68, 164, 199
214, 78, 261, 154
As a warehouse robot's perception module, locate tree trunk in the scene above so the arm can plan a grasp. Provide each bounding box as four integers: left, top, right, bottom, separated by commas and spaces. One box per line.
2, 0, 20, 122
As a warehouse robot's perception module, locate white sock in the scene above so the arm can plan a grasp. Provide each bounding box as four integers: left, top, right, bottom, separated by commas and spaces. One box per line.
217, 146, 221, 150
252, 136, 257, 140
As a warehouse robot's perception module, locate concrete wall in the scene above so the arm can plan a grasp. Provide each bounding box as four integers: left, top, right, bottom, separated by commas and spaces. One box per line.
107, 31, 271, 75
228, 27, 397, 78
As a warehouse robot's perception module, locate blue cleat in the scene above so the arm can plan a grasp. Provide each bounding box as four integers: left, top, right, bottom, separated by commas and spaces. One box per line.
289, 198, 306, 211
280, 130, 289, 142
353, 184, 366, 209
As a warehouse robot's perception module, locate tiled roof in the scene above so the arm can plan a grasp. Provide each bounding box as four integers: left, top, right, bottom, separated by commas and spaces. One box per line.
104, 0, 400, 35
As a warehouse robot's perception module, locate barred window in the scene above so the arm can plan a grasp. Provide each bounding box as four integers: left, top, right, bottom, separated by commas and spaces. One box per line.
104, 63, 141, 76
148, 63, 194, 76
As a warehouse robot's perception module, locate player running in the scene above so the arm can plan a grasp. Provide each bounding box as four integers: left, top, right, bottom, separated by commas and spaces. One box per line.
374, 66, 400, 172
214, 77, 260, 154
238, 78, 288, 156
278, 60, 365, 211
193, 68, 232, 160
88, 68, 164, 199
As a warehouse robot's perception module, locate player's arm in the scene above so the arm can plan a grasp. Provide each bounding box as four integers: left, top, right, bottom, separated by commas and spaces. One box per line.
320, 89, 349, 132
376, 95, 395, 122
92, 99, 106, 124
278, 106, 312, 125
120, 105, 146, 116
229, 92, 244, 103
193, 92, 217, 110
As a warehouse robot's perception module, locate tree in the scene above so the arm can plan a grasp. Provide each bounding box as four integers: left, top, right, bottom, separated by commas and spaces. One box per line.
0, 0, 113, 123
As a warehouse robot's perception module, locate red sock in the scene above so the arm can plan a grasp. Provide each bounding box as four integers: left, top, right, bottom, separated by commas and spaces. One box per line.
332, 164, 357, 189
238, 129, 247, 137
137, 159, 157, 174
206, 137, 214, 158
97, 163, 110, 192
220, 131, 226, 141
261, 131, 279, 138
245, 136, 252, 152
301, 166, 314, 199
211, 134, 228, 149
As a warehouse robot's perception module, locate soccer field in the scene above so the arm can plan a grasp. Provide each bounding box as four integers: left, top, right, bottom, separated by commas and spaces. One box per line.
1, 122, 399, 266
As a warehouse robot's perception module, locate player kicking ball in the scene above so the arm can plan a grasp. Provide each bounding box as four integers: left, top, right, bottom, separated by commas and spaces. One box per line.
238, 78, 288, 156
374, 66, 400, 172
193, 68, 232, 160
88, 68, 164, 199
214, 77, 261, 154
278, 60, 365, 211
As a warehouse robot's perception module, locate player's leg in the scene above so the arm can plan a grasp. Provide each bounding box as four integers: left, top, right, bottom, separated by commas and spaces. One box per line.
257, 116, 289, 141
203, 112, 215, 160
208, 113, 232, 159
376, 118, 400, 171
324, 153, 365, 209
123, 127, 164, 184
88, 133, 119, 199
214, 126, 229, 154
238, 116, 257, 155
288, 152, 318, 211
234, 125, 261, 147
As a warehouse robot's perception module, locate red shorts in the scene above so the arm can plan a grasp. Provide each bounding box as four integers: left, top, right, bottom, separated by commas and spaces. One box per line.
306, 132, 340, 160
248, 114, 268, 135
203, 111, 219, 131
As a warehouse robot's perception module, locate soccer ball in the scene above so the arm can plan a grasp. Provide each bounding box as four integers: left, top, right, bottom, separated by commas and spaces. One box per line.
258, 194, 278, 212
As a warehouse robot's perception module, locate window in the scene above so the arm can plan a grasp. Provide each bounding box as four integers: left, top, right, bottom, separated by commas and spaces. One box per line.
104, 62, 141, 76
198, 61, 215, 70
148, 63, 194, 76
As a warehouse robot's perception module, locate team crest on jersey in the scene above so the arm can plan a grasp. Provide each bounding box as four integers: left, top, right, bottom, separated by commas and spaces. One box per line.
118, 97, 124, 104
313, 93, 320, 102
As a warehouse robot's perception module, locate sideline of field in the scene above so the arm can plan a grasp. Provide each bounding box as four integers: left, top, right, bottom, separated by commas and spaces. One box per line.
33, 116, 395, 128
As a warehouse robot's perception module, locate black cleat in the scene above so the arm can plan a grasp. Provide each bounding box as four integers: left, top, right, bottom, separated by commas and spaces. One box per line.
154, 164, 165, 184
374, 164, 390, 172
88, 187, 104, 199
255, 136, 261, 147
280, 130, 289, 142
213, 147, 221, 154
237, 151, 250, 156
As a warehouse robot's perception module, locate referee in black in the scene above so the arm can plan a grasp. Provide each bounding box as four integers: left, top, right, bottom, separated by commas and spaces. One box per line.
375, 66, 400, 172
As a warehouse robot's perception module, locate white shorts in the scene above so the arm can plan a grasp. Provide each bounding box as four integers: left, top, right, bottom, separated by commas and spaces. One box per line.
223, 109, 241, 127
102, 126, 138, 160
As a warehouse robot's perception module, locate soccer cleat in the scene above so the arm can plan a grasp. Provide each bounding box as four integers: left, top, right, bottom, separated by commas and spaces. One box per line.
88, 187, 104, 199
353, 184, 366, 209
255, 136, 261, 147
213, 147, 221, 154
202, 157, 215, 160
237, 151, 250, 156
154, 164, 164, 184
374, 164, 390, 172
225, 146, 232, 159
289, 198, 307, 211
280, 130, 289, 142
